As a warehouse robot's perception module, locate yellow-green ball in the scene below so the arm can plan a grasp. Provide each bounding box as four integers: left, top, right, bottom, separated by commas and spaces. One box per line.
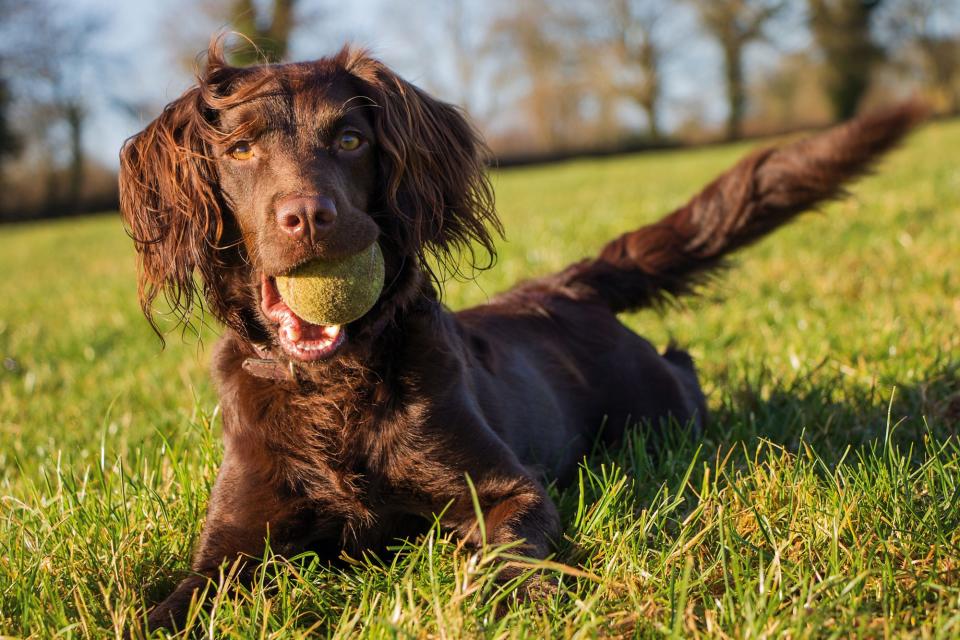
276, 243, 385, 326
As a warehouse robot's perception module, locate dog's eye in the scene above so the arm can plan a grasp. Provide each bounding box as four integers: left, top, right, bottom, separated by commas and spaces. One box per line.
337, 132, 362, 152
228, 142, 254, 160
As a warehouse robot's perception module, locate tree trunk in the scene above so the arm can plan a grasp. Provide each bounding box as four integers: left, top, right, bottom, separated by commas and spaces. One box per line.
268, 0, 295, 60
808, 0, 883, 121
640, 95, 660, 141
723, 40, 745, 140
639, 40, 661, 141
229, 0, 296, 65
65, 101, 84, 214
0, 78, 17, 166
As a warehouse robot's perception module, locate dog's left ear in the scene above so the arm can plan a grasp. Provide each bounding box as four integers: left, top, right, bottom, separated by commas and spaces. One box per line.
343, 49, 502, 280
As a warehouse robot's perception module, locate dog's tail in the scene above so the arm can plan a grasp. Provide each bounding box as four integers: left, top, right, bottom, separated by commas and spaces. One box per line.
559, 102, 927, 313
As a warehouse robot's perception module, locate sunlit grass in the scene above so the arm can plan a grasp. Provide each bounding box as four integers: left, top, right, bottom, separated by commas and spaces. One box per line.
1, 118, 958, 637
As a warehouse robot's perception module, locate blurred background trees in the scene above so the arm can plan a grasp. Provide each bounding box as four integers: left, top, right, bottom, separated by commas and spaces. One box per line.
691, 0, 785, 140
880, 0, 960, 112
0, 78, 18, 171
228, 0, 297, 65
808, 0, 885, 120
0, 0, 117, 220
0, 0, 957, 221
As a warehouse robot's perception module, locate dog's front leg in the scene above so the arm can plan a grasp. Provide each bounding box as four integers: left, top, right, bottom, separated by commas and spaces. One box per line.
441, 461, 563, 606
418, 419, 562, 578
453, 471, 560, 562
141, 451, 307, 634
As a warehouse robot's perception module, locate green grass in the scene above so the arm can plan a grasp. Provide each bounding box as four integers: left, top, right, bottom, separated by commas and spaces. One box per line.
2, 119, 959, 638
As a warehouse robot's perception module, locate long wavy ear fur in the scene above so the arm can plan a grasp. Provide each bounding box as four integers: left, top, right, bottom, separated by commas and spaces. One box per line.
119, 44, 250, 338
342, 48, 502, 284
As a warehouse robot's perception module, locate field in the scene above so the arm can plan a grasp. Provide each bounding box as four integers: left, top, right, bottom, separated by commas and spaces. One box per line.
1, 118, 959, 638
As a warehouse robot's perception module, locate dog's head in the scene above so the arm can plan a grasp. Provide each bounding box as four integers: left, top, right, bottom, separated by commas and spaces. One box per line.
120, 44, 500, 362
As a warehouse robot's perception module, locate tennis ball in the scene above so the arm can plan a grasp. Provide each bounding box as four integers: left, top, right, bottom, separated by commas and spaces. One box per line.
276, 242, 385, 326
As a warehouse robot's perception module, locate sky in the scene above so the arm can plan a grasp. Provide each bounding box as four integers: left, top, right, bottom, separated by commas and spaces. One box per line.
74, 0, 809, 167
77, 0, 409, 166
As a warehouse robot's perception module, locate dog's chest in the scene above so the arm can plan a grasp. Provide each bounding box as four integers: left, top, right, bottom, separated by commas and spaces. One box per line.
222, 348, 442, 545
289, 448, 433, 552
267, 390, 434, 539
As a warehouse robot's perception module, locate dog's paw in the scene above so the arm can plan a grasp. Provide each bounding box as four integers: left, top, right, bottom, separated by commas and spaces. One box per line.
489, 567, 559, 618
515, 571, 558, 602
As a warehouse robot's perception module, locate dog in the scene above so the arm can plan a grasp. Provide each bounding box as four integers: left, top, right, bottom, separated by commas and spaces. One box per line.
119, 43, 922, 631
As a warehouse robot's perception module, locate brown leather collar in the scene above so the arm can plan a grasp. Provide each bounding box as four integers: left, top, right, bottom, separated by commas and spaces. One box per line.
242, 343, 299, 383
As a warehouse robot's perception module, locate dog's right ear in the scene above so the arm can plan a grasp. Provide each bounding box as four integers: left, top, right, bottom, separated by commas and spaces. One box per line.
342, 48, 502, 284
119, 82, 229, 337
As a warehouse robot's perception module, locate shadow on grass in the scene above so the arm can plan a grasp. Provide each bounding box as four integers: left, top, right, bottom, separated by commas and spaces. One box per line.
553, 354, 960, 558
708, 356, 960, 456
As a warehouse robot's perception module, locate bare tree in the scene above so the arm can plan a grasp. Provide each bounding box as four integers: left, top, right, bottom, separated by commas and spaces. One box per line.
0, 0, 108, 214
163, 0, 317, 72
411, 0, 492, 121
604, 0, 671, 140
49, 15, 106, 212
880, 0, 960, 113
808, 0, 885, 120
229, 0, 297, 65
0, 78, 17, 168
447, 0, 478, 110
690, 0, 785, 140
485, 0, 590, 151
0, 0, 31, 181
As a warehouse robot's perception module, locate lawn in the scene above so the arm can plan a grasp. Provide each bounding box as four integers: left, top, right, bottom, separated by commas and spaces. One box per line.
1, 118, 959, 638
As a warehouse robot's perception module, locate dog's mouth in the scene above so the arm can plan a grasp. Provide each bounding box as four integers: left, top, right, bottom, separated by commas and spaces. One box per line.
260, 275, 346, 362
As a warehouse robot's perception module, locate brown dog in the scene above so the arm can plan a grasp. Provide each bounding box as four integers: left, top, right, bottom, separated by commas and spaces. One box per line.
119, 44, 922, 631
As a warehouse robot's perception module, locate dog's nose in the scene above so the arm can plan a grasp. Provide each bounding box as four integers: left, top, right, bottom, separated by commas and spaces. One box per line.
274, 195, 337, 242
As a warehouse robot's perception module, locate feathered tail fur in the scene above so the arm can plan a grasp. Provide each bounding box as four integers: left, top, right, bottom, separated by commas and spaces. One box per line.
560, 102, 928, 313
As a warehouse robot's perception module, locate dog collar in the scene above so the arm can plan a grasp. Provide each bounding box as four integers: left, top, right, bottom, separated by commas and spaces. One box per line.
242, 343, 300, 383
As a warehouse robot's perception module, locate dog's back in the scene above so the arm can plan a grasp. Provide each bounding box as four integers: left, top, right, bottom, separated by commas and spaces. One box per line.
456, 103, 926, 480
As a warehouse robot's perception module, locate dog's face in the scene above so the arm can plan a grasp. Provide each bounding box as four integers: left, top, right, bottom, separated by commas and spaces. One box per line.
119, 47, 500, 362
214, 72, 381, 274
213, 67, 382, 360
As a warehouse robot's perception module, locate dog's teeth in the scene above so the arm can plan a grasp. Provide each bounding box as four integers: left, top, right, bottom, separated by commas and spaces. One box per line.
299, 341, 332, 352
284, 324, 301, 342
323, 325, 340, 338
